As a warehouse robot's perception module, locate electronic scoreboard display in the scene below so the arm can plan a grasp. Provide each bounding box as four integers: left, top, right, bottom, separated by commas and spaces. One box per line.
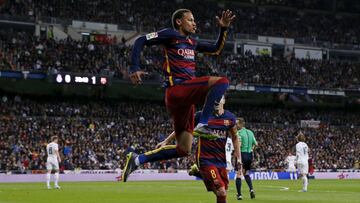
54, 74, 108, 85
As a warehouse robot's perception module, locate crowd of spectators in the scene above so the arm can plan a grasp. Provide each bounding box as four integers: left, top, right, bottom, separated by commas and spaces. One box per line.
1, 29, 359, 89
0, 29, 132, 78
253, 125, 359, 170
1, 0, 359, 46
0, 95, 359, 173
203, 52, 360, 89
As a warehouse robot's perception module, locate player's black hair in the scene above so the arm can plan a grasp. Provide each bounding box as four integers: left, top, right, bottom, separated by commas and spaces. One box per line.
172, 8, 192, 30
51, 136, 58, 141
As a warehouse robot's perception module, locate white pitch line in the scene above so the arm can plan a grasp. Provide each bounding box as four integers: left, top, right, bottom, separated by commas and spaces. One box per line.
264, 185, 290, 191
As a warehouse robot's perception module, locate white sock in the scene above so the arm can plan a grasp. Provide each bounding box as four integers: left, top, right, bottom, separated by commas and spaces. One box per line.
302, 175, 308, 191
134, 157, 140, 166
54, 172, 59, 186
46, 172, 51, 187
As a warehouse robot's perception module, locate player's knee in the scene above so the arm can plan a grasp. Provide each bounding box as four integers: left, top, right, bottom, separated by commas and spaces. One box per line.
208, 76, 229, 87
214, 77, 229, 86
216, 187, 227, 198
176, 131, 192, 155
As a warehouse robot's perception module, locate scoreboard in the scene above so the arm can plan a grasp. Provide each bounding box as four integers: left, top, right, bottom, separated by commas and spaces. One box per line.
54, 74, 108, 85
0, 71, 109, 86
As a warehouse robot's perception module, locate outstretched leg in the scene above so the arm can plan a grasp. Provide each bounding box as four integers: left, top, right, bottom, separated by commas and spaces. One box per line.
122, 131, 192, 182
122, 76, 229, 182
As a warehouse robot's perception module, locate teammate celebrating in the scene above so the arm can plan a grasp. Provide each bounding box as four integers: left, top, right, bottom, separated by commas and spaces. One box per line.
296, 132, 309, 192
122, 9, 236, 182
157, 96, 241, 203
285, 151, 297, 180
45, 136, 61, 189
235, 118, 257, 200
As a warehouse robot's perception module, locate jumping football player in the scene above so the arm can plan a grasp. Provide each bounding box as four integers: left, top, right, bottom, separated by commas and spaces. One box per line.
122, 9, 236, 182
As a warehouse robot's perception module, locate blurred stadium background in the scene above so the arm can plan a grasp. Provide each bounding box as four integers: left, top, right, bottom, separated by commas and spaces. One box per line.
0, 0, 359, 202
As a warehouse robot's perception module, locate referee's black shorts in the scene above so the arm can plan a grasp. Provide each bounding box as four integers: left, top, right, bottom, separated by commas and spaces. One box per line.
241, 152, 253, 171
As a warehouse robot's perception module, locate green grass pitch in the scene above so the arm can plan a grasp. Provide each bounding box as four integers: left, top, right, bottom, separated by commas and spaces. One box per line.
0, 180, 359, 203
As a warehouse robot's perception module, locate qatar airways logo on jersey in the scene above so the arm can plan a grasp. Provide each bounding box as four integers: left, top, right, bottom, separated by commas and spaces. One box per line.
177, 48, 195, 60
210, 129, 227, 138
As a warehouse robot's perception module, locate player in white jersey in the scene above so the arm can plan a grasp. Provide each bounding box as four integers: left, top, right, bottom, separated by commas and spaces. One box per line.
225, 137, 234, 171
285, 151, 297, 180
295, 132, 309, 192
46, 136, 61, 189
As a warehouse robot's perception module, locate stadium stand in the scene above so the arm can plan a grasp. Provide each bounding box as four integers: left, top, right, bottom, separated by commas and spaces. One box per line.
0, 95, 359, 172
1, 0, 359, 46
1, 30, 359, 89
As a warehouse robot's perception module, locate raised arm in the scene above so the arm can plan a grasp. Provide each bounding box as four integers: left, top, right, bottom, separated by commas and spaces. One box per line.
195, 10, 235, 55
196, 27, 228, 55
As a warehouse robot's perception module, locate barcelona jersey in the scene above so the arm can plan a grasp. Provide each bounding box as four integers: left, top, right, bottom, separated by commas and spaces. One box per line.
130, 27, 228, 87
194, 111, 236, 168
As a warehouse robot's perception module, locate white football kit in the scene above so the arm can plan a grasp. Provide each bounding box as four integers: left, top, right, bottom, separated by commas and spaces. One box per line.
225, 137, 234, 171
46, 142, 59, 170
296, 142, 309, 175
286, 155, 297, 172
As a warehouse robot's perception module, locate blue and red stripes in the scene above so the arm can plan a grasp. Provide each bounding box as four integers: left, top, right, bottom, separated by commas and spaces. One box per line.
198, 138, 227, 168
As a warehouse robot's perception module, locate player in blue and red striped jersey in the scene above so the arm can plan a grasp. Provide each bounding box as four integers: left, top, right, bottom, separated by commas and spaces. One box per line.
156, 96, 242, 203
122, 9, 236, 182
